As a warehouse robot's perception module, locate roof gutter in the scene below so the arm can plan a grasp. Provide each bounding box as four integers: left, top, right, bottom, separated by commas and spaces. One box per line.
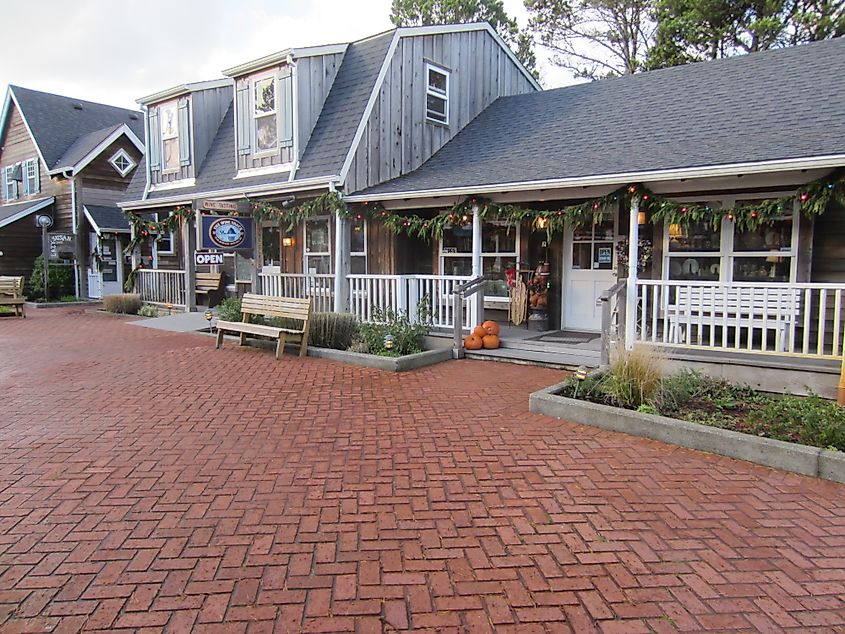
119, 175, 340, 210
345, 154, 845, 203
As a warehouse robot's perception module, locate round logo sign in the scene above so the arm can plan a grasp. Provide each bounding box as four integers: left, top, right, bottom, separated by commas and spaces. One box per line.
208, 218, 246, 248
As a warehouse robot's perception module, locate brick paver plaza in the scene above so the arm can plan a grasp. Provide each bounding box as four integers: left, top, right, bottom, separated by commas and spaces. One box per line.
1, 309, 844, 633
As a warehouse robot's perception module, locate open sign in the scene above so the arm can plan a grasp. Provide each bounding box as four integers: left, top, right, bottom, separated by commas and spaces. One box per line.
194, 251, 224, 266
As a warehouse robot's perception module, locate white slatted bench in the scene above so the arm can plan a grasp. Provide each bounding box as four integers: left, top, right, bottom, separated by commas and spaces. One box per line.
666, 286, 801, 351
216, 293, 312, 360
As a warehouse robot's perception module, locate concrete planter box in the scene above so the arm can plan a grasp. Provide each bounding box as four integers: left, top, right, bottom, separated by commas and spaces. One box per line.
307, 346, 451, 372
530, 382, 845, 485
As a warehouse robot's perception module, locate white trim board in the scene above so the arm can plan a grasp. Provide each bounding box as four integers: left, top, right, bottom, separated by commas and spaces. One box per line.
345, 155, 845, 202
137, 79, 232, 106
0, 196, 54, 229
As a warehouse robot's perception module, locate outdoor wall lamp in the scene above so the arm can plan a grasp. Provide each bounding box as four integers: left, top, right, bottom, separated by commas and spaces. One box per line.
36, 214, 53, 228
282, 237, 295, 247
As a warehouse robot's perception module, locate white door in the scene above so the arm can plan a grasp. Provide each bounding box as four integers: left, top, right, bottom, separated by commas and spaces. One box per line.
100, 236, 122, 296
562, 214, 617, 331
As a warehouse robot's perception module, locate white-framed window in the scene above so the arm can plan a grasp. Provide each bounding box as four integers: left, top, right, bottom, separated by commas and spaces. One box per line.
22, 159, 40, 195
440, 220, 519, 297
663, 198, 798, 283
154, 212, 175, 254
425, 63, 449, 125
351, 217, 367, 274
252, 72, 278, 154
108, 149, 136, 177
304, 217, 331, 274
3, 165, 19, 201
159, 100, 180, 172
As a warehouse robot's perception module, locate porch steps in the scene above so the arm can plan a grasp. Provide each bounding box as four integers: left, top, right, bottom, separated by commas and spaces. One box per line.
465, 339, 601, 370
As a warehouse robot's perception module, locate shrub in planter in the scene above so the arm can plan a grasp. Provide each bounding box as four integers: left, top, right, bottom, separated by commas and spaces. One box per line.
747, 394, 845, 451
309, 312, 359, 350
356, 303, 431, 357
138, 304, 159, 317
103, 293, 142, 314
29, 255, 73, 300
602, 346, 663, 409
216, 297, 242, 322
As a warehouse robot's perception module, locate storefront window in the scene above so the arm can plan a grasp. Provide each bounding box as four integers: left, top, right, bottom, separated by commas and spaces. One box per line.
351, 218, 366, 274
665, 209, 721, 281
305, 218, 331, 274
440, 220, 519, 297
572, 214, 614, 271
262, 225, 281, 266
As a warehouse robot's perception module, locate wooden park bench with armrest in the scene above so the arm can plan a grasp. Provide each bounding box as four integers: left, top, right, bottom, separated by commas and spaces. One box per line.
0, 276, 26, 317
216, 293, 312, 360
196, 272, 225, 307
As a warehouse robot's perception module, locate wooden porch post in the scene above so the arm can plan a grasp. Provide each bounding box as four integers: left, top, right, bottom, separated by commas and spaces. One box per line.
183, 210, 197, 311
251, 218, 261, 293
625, 195, 640, 350
334, 213, 350, 313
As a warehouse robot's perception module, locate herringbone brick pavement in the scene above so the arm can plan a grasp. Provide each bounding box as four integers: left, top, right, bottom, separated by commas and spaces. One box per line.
0, 308, 843, 633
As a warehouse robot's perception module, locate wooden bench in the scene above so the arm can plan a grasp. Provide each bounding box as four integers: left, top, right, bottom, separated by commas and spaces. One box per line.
216, 293, 312, 360
0, 276, 26, 317
196, 272, 225, 307
666, 285, 801, 351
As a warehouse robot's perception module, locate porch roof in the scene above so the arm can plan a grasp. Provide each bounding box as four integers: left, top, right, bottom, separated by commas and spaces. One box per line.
83, 205, 130, 234
0, 197, 54, 229
355, 37, 845, 199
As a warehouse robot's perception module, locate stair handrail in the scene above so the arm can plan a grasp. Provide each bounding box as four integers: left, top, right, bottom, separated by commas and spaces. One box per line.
597, 280, 627, 366
452, 276, 486, 358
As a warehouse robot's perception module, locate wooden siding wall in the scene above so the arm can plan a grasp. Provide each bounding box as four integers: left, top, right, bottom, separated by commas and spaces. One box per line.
296, 53, 344, 154
191, 87, 233, 170
235, 64, 296, 171
0, 211, 43, 277
0, 103, 73, 232
345, 30, 536, 193
79, 137, 143, 204
366, 220, 396, 275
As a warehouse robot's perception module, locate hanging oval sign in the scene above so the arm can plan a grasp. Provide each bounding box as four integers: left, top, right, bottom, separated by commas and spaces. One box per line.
208, 217, 246, 248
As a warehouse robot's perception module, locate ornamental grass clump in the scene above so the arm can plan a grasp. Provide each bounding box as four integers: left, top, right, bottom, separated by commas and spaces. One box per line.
602, 345, 664, 409
308, 312, 359, 350
103, 293, 141, 314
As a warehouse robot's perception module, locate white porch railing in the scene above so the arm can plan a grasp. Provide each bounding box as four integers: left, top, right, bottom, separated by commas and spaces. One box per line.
348, 274, 476, 330
136, 269, 186, 307
635, 280, 845, 358
87, 272, 102, 300
258, 273, 335, 313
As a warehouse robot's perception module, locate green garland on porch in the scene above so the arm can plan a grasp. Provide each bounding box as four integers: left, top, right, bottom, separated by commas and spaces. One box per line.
252, 192, 348, 232
124, 205, 193, 254
644, 174, 845, 231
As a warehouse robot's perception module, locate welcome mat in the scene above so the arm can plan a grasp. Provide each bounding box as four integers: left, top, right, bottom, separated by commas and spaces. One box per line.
528, 331, 600, 345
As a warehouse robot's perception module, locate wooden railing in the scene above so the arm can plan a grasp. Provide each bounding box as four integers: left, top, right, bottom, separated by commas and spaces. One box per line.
635, 280, 845, 358
258, 273, 335, 313
136, 269, 186, 307
598, 280, 627, 366
348, 274, 475, 329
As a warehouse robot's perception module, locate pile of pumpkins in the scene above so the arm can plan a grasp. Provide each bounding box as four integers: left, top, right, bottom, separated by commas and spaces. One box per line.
464, 320, 501, 350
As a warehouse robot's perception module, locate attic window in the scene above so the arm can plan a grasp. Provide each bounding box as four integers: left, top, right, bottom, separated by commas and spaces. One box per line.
159, 100, 180, 172
109, 149, 136, 177
252, 74, 278, 153
425, 64, 449, 125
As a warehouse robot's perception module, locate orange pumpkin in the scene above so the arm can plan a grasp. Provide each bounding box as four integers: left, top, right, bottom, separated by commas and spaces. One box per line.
472, 325, 487, 338
482, 334, 500, 349
482, 320, 500, 336
464, 334, 483, 350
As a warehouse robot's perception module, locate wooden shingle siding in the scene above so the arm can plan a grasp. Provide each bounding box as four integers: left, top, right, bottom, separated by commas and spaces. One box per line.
344, 30, 535, 193
78, 137, 142, 195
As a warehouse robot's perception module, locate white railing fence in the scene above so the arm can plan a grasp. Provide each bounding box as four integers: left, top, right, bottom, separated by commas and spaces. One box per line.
348, 274, 475, 330
258, 273, 335, 313
87, 272, 102, 300
635, 280, 845, 358
135, 269, 186, 307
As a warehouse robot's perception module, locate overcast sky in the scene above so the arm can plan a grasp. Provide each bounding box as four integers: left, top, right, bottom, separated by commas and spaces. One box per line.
0, 0, 575, 111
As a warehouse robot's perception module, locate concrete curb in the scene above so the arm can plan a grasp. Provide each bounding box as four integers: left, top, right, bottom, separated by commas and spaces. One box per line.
530, 382, 845, 484
306, 347, 452, 372
25, 300, 102, 309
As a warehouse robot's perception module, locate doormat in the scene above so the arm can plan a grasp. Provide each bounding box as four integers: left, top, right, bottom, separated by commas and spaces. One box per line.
528, 331, 600, 345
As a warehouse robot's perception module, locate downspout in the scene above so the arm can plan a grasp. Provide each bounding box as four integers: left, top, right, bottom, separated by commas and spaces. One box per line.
287, 53, 300, 182
63, 169, 81, 297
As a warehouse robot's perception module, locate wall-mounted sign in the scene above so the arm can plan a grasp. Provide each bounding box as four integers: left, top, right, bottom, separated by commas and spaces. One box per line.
597, 246, 613, 265
200, 214, 254, 251
200, 199, 250, 213
195, 251, 224, 266
48, 232, 75, 260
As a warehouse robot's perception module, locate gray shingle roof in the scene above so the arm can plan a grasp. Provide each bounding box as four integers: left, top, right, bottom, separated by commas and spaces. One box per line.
53, 124, 124, 170
360, 37, 845, 196
10, 86, 144, 171
296, 31, 395, 179
84, 204, 130, 232
0, 197, 53, 227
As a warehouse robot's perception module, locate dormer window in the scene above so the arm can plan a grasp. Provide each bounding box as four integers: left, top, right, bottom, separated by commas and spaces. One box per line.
108, 149, 136, 177
253, 74, 278, 153
160, 101, 180, 172
426, 64, 449, 125
22, 159, 40, 195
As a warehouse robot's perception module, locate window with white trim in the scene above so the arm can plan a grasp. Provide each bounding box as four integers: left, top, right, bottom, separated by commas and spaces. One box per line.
425, 64, 449, 125
253, 73, 278, 154
351, 218, 367, 274
23, 159, 39, 195
304, 217, 331, 274
154, 212, 175, 254
440, 220, 519, 297
159, 101, 180, 172
108, 149, 136, 177
3, 165, 18, 201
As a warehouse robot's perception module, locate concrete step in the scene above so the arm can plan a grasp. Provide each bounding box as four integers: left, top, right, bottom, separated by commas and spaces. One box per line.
465, 346, 599, 370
